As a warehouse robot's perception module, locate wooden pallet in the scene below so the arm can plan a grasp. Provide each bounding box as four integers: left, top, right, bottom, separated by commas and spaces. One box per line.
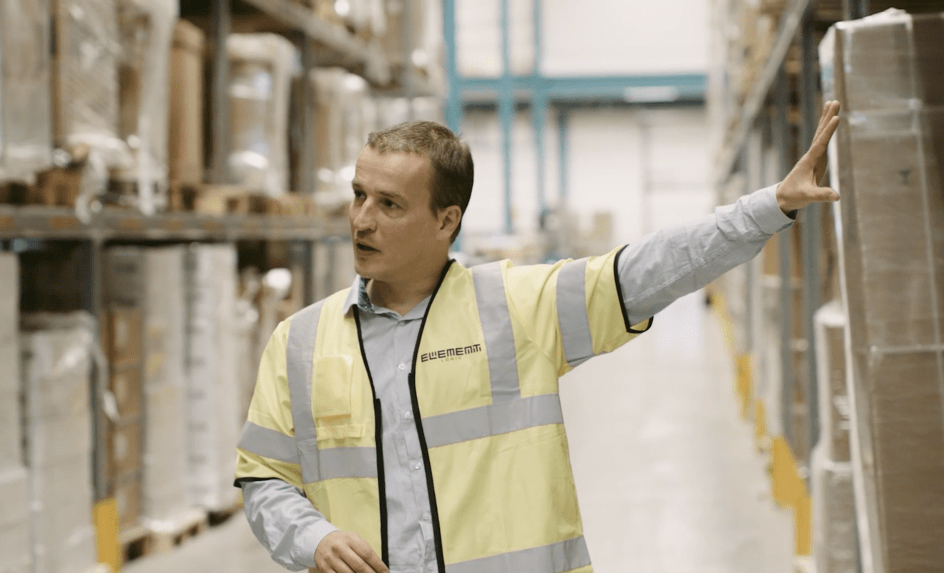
120, 507, 208, 563
207, 499, 244, 527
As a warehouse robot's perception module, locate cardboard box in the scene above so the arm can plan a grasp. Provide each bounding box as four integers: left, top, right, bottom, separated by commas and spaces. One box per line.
107, 420, 142, 479
814, 302, 851, 462
169, 19, 205, 186
105, 307, 143, 366
111, 363, 143, 420
114, 472, 142, 531
821, 11, 943, 572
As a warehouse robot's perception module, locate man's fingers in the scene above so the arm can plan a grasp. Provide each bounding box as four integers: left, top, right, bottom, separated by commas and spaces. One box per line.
807, 115, 839, 161
817, 186, 840, 202
350, 538, 388, 573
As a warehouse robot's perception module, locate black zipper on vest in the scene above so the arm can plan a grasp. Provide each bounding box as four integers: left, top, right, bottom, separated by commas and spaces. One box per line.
354, 310, 389, 567
407, 260, 455, 573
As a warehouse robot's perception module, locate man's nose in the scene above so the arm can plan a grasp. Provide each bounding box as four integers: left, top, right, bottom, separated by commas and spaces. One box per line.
351, 200, 376, 231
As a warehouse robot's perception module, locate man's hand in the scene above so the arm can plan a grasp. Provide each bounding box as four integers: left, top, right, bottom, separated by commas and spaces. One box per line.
776, 100, 841, 214
314, 531, 389, 573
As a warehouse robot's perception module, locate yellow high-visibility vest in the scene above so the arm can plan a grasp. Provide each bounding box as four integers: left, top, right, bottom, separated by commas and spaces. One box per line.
236, 246, 652, 572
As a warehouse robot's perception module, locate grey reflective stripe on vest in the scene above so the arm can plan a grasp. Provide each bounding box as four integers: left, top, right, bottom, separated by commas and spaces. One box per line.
471, 262, 521, 403
557, 258, 594, 367
422, 394, 564, 449
237, 421, 299, 464
446, 535, 591, 573
285, 300, 374, 484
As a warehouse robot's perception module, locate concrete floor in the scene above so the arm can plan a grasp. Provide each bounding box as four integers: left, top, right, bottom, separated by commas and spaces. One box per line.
123, 290, 793, 573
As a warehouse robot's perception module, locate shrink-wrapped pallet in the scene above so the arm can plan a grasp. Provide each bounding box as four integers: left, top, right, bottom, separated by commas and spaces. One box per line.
309, 68, 373, 206
52, 0, 131, 171
19, 312, 97, 573
104, 246, 191, 528
820, 10, 943, 572
0, 0, 53, 183
227, 34, 295, 197
184, 244, 241, 511
114, 0, 178, 214
0, 466, 32, 572
811, 442, 857, 573
0, 254, 21, 470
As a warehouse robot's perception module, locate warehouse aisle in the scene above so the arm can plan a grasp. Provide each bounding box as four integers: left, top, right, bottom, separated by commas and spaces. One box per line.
122, 289, 792, 573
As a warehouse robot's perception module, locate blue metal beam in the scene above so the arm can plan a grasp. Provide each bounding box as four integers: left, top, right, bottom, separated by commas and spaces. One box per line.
532, 0, 546, 216
443, 0, 462, 134
499, 0, 513, 234
459, 73, 707, 103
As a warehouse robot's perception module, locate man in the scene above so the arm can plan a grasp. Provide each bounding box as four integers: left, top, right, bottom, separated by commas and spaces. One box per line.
235, 102, 841, 573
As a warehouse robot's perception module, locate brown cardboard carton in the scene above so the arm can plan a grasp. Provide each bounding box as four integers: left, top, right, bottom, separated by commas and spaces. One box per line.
821, 10, 944, 572
169, 19, 205, 186
107, 420, 142, 480
110, 364, 143, 420
105, 307, 143, 366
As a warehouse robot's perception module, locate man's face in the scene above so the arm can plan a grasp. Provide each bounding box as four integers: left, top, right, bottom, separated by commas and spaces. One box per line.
349, 147, 447, 286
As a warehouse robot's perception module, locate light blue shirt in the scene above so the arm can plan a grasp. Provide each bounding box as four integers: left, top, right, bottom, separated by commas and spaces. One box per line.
241, 184, 793, 572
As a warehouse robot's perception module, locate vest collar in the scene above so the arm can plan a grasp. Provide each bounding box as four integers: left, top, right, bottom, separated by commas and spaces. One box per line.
343, 260, 461, 320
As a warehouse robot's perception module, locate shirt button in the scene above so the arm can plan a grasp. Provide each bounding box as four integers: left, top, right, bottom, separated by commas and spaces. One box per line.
398, 363, 407, 371
422, 512, 431, 521
404, 411, 413, 421
413, 461, 422, 470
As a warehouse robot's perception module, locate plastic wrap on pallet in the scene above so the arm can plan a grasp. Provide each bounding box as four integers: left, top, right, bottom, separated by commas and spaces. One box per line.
310, 68, 371, 207
820, 9, 944, 573
811, 442, 857, 573
19, 312, 97, 573
104, 246, 192, 526
0, 0, 53, 183
227, 34, 295, 197
184, 244, 241, 511
114, 0, 178, 215
375, 96, 444, 128
0, 466, 33, 572
53, 0, 132, 170
813, 301, 851, 462
0, 255, 20, 470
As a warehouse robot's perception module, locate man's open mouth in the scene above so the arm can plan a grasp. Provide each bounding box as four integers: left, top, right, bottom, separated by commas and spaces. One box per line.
356, 242, 379, 253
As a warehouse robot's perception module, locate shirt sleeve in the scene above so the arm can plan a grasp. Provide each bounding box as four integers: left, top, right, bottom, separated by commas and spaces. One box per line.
241, 479, 339, 572
617, 184, 793, 325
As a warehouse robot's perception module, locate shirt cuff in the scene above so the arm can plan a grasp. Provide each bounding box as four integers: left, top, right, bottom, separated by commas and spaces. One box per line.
292, 520, 340, 569
748, 183, 796, 234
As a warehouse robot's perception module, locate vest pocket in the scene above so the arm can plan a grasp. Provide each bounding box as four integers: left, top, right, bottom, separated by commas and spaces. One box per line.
312, 356, 366, 439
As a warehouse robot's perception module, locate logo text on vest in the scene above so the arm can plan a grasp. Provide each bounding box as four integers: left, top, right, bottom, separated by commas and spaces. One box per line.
420, 344, 483, 363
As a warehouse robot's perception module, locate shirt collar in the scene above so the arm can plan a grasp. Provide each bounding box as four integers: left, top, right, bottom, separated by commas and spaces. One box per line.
343, 275, 431, 321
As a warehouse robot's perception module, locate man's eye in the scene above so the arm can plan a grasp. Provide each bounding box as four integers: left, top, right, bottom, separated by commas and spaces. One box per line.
382, 199, 397, 208
353, 190, 365, 199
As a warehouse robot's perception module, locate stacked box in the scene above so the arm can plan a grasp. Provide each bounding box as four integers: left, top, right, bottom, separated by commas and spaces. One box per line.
52, 0, 130, 168
104, 246, 190, 529
227, 34, 295, 197
811, 302, 856, 572
184, 244, 241, 511
20, 313, 97, 573
0, 0, 53, 183
820, 10, 944, 573
168, 19, 205, 187
114, 0, 178, 214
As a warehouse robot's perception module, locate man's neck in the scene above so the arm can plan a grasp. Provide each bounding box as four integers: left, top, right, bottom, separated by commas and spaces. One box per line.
366, 271, 444, 316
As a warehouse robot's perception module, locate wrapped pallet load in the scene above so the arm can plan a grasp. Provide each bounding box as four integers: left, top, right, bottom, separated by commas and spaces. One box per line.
114, 0, 178, 214
310, 68, 372, 209
184, 244, 241, 512
52, 0, 133, 212
820, 9, 943, 573
0, 0, 53, 184
227, 34, 295, 197
169, 19, 206, 188
20, 312, 98, 573
811, 302, 856, 573
0, 254, 31, 573
104, 246, 196, 535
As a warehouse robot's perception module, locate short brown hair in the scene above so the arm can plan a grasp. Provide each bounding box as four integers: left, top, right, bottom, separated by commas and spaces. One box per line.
366, 121, 474, 242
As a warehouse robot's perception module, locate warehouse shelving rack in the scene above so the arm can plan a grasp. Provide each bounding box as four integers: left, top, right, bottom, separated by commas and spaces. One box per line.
713, 0, 942, 562
0, 2, 425, 558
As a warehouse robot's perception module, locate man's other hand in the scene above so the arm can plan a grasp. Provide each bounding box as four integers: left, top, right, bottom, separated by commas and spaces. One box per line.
314, 531, 389, 573
776, 100, 841, 214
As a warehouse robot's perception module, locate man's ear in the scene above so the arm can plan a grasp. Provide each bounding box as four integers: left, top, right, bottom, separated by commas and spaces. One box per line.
438, 206, 462, 239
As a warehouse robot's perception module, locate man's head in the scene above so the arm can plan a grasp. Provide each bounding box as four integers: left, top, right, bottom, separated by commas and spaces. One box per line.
349, 121, 472, 290
366, 121, 474, 243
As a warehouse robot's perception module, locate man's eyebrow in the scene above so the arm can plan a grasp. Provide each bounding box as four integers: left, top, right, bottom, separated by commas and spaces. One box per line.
378, 190, 407, 203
